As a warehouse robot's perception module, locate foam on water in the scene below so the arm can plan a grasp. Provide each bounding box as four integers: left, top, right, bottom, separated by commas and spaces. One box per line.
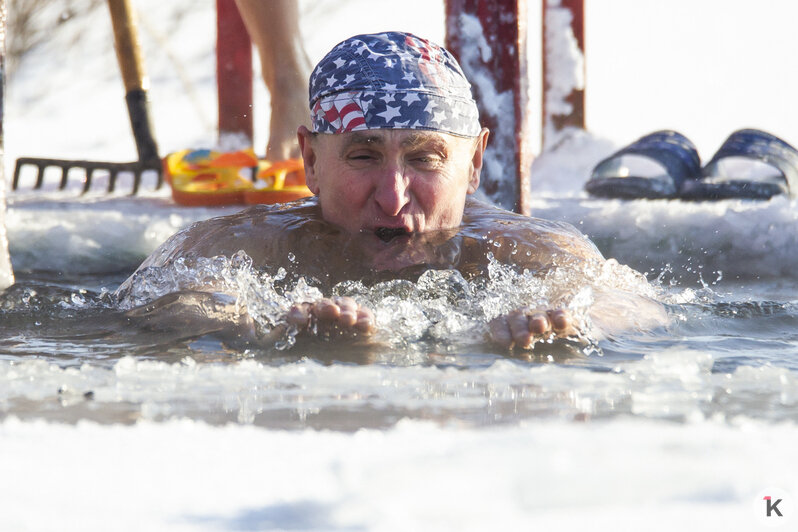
2, 258, 796, 435
111, 243, 666, 355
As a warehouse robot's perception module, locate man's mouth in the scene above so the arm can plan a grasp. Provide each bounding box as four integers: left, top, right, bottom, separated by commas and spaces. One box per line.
375, 227, 410, 242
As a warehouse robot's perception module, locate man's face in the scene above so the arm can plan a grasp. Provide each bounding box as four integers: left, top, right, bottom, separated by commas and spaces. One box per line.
298, 127, 489, 235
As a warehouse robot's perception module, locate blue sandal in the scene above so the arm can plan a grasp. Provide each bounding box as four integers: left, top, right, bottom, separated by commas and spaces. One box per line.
680, 129, 798, 200
585, 130, 700, 199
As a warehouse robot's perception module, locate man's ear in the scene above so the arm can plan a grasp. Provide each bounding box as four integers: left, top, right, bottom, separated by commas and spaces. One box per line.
467, 127, 490, 194
297, 125, 319, 195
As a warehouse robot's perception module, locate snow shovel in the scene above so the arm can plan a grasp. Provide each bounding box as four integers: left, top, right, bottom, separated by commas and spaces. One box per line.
12, 0, 161, 195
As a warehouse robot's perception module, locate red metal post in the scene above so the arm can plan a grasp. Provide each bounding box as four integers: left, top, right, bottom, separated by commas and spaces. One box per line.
445, 0, 532, 216
216, 0, 253, 144
542, 0, 585, 149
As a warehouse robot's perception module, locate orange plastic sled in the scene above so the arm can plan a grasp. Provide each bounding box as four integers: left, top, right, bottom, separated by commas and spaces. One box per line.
164, 149, 312, 206
244, 158, 312, 204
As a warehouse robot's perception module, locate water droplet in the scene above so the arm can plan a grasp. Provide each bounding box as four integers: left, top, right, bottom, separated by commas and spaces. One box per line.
70, 293, 86, 307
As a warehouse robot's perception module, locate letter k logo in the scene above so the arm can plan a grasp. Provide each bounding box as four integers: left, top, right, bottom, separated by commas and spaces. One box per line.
764, 496, 783, 517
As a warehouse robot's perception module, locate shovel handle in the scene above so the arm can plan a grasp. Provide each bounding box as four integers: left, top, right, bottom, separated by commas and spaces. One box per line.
107, 0, 160, 164
107, 0, 147, 92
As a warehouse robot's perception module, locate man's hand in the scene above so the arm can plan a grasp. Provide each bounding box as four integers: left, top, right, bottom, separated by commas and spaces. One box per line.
489, 307, 579, 350
286, 296, 375, 338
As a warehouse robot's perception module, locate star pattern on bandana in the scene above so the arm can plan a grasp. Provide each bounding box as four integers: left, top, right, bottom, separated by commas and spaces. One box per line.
378, 105, 403, 122
309, 32, 481, 137
402, 92, 421, 105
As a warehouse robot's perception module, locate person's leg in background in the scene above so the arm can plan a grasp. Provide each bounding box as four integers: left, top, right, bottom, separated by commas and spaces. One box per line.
235, 0, 311, 160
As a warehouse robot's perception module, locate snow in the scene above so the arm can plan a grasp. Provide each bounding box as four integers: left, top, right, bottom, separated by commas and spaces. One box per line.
2, 416, 797, 532
584, 0, 798, 157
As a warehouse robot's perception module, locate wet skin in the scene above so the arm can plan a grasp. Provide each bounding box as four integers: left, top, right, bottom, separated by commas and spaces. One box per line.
119, 207, 605, 349
118, 129, 663, 349
489, 308, 576, 350
294, 126, 583, 346
297, 126, 486, 235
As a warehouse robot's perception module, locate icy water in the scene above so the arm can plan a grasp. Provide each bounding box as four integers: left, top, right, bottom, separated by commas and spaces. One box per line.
2, 239, 796, 430
3, 194, 798, 530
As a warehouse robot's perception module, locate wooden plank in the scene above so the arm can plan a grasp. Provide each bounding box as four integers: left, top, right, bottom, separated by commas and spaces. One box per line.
445, 0, 532, 216
216, 0, 253, 144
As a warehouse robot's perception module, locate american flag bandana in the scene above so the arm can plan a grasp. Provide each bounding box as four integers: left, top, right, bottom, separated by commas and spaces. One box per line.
309, 31, 481, 138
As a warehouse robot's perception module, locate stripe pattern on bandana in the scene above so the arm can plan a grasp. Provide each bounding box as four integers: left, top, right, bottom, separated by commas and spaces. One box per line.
309, 32, 481, 138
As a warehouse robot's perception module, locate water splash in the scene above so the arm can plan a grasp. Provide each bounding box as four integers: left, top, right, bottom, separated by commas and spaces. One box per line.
112, 248, 665, 354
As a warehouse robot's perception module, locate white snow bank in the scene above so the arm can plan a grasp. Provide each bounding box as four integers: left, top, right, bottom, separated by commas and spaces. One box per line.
1, 416, 795, 532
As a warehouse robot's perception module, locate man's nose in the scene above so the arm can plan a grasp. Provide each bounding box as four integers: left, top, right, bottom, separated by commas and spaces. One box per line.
373, 164, 410, 216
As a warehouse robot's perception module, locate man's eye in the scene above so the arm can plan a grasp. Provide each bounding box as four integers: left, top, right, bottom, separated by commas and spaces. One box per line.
347, 151, 377, 161
411, 153, 443, 165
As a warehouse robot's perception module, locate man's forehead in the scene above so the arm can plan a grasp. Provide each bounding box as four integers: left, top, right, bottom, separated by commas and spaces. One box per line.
332, 130, 454, 149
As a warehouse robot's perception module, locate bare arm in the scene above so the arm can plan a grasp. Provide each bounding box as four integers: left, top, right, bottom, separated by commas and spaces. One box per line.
123, 291, 375, 347
479, 216, 669, 350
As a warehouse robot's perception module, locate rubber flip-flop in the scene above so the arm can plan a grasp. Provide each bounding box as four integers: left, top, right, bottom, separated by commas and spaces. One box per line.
243, 158, 313, 205
680, 129, 798, 200
585, 130, 701, 199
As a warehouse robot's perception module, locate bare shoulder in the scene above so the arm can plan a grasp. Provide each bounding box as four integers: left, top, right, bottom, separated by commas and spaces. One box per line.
461, 198, 603, 266
141, 199, 324, 269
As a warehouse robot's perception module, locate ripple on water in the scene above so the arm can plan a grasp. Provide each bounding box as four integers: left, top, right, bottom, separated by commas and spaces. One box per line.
1, 254, 796, 429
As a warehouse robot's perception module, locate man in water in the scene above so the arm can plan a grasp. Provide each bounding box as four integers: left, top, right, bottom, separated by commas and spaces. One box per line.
119, 31, 665, 350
